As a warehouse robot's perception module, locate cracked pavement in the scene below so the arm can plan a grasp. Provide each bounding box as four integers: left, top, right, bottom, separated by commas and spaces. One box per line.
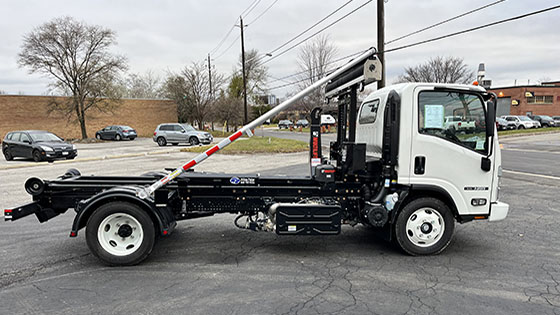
1, 136, 560, 314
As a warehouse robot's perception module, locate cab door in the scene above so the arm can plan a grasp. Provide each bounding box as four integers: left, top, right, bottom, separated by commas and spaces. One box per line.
409, 87, 494, 215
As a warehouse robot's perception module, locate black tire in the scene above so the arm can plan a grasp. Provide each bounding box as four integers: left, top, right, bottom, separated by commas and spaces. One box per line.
518, 125, 525, 130
86, 202, 156, 266
3, 148, 13, 161
157, 137, 167, 146
189, 137, 199, 146
96, 134, 102, 140
32, 150, 42, 162
395, 197, 455, 256
172, 143, 178, 146
66, 156, 76, 160
115, 134, 122, 141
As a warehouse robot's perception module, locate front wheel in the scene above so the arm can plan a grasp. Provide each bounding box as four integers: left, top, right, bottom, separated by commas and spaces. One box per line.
395, 197, 455, 256
518, 125, 525, 130
115, 134, 122, 141
189, 137, 199, 146
86, 202, 155, 266
32, 150, 42, 162
157, 137, 167, 146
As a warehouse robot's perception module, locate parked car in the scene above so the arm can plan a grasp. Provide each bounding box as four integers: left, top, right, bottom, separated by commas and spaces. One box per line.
528, 115, 556, 127
95, 125, 137, 141
444, 116, 476, 132
321, 114, 336, 126
2, 130, 77, 162
153, 123, 213, 146
278, 120, 294, 129
553, 116, 560, 125
501, 115, 538, 129
295, 119, 309, 128
496, 117, 516, 131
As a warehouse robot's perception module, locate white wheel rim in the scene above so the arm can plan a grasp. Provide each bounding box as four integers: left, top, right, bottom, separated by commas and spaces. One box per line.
97, 213, 144, 256
405, 207, 445, 248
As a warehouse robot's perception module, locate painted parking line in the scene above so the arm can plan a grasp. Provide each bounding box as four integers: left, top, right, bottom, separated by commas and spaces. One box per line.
502, 148, 560, 155
503, 169, 560, 180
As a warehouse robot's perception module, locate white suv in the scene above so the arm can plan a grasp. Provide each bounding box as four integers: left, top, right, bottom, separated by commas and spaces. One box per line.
501, 115, 538, 129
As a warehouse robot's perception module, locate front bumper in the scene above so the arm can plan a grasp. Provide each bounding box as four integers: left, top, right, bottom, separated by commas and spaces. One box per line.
489, 201, 509, 222
44, 150, 77, 159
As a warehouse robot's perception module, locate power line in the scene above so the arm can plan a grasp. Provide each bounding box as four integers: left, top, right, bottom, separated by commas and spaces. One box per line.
209, 25, 235, 55
386, 0, 506, 45
265, 0, 355, 57
262, 0, 374, 65
213, 34, 241, 61
243, 0, 264, 19
247, 0, 281, 25
268, 4, 560, 91
209, 0, 265, 56
268, 50, 365, 84
384, 4, 560, 54
240, 0, 260, 17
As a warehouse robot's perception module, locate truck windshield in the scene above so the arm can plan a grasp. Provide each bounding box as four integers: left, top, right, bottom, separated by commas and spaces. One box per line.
418, 91, 487, 154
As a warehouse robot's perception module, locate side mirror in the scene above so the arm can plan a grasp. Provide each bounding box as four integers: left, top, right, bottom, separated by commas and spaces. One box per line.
485, 98, 496, 137
181, 129, 186, 133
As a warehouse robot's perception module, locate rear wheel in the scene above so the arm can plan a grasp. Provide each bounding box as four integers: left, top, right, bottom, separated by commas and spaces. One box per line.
3, 148, 13, 161
395, 197, 455, 256
157, 137, 167, 146
86, 202, 155, 266
32, 150, 42, 162
189, 137, 199, 146
172, 143, 178, 146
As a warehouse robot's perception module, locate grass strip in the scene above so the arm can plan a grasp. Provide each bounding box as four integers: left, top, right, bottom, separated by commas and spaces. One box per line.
181, 137, 309, 155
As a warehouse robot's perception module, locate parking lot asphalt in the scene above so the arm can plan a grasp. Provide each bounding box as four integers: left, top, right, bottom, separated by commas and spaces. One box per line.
1, 132, 559, 314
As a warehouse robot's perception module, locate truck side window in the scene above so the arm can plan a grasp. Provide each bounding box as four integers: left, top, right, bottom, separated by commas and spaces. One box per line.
358, 99, 380, 124
418, 91, 487, 154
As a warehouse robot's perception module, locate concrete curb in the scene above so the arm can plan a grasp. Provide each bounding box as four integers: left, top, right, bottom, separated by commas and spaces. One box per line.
499, 130, 560, 139
0, 149, 185, 170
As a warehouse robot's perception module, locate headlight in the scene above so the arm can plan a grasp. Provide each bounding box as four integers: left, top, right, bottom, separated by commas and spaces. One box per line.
72, 144, 77, 150
40, 145, 54, 152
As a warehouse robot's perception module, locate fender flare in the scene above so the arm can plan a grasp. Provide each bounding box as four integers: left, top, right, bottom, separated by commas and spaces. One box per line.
70, 186, 174, 237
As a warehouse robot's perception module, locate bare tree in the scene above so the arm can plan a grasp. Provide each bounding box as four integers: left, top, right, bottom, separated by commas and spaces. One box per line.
396, 56, 474, 84
163, 62, 224, 128
18, 16, 127, 139
125, 70, 163, 99
295, 35, 337, 113
239, 49, 268, 98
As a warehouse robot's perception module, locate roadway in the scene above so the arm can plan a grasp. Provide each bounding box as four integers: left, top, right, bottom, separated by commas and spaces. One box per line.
1, 132, 559, 315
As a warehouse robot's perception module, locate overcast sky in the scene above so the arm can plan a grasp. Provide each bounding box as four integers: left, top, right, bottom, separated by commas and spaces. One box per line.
1, 0, 559, 98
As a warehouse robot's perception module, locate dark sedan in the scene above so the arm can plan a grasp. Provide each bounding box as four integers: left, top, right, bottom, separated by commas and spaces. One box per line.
95, 125, 137, 141
2, 130, 77, 162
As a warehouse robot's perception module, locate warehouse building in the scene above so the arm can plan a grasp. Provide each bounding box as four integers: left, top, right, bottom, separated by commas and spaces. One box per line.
488, 81, 560, 117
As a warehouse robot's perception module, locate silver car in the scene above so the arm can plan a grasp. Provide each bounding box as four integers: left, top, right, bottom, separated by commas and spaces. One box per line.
153, 123, 213, 146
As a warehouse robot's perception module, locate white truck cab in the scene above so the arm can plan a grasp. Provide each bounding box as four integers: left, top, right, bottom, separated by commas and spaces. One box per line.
357, 83, 509, 227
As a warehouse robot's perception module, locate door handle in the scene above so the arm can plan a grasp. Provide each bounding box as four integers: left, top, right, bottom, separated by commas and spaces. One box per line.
414, 156, 426, 175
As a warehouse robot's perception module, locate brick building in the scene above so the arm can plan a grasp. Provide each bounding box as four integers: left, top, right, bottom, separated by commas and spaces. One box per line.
0, 95, 177, 139
488, 81, 560, 117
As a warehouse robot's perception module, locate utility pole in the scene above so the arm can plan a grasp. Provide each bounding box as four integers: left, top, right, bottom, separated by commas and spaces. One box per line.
207, 54, 213, 99
239, 16, 249, 124
377, 0, 385, 89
